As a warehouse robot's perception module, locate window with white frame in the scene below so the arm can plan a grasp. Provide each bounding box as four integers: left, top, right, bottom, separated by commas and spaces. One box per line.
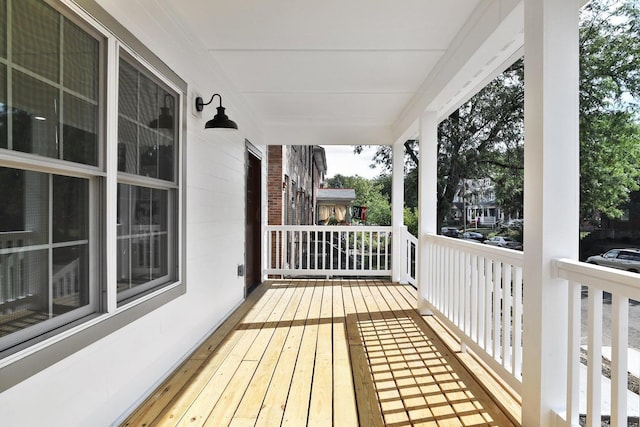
0, 0, 100, 350
0, 0, 183, 362
116, 56, 178, 305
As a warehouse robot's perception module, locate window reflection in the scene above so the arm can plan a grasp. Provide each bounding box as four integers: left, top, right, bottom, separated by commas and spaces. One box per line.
117, 184, 170, 299
118, 58, 175, 181
12, 0, 60, 82
62, 94, 98, 165
0, 0, 6, 59
0, 64, 6, 149
12, 71, 59, 158
0, 167, 89, 338
2, 0, 98, 165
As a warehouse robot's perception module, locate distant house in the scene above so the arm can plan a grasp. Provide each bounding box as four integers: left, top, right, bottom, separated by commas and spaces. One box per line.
316, 188, 357, 224
452, 178, 505, 227
267, 145, 327, 226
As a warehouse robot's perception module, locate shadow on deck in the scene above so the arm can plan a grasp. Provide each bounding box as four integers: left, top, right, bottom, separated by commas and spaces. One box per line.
121, 279, 521, 426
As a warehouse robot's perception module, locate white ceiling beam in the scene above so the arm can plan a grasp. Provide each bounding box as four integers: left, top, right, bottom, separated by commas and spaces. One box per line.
264, 123, 392, 146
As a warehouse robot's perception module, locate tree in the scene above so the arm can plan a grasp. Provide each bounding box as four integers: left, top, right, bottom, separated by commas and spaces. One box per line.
357, 0, 640, 227
579, 0, 640, 221
357, 59, 525, 229
326, 175, 391, 225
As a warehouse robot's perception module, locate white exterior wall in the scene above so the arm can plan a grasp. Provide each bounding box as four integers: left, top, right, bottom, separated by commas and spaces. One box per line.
0, 1, 265, 425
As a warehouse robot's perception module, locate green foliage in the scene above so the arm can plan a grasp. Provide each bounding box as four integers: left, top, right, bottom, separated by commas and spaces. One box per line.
492, 145, 524, 219
436, 60, 524, 225
578, 0, 640, 220
326, 174, 391, 225
580, 112, 640, 218
355, 0, 640, 225
404, 207, 419, 236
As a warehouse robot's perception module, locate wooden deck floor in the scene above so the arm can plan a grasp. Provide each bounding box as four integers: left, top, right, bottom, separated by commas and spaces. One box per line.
121, 279, 520, 427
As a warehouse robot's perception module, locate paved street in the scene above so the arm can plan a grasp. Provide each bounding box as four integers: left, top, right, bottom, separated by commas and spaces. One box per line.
581, 289, 640, 350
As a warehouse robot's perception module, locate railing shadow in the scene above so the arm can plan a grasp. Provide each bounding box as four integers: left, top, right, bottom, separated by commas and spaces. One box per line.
345, 307, 513, 426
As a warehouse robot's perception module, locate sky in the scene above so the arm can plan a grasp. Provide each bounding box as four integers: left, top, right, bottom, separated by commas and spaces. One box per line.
322, 145, 386, 179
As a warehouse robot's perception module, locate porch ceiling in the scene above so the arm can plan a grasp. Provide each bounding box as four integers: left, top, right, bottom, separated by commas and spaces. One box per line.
166, 0, 524, 145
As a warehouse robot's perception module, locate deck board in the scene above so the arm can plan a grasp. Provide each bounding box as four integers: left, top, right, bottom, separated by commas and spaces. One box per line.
121, 279, 520, 427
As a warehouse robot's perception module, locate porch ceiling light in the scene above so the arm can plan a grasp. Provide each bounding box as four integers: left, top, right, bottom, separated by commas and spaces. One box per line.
195, 93, 238, 130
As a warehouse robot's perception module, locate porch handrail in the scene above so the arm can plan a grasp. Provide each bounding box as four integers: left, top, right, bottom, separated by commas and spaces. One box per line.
264, 225, 392, 277
554, 258, 640, 426
423, 233, 524, 394
401, 226, 417, 287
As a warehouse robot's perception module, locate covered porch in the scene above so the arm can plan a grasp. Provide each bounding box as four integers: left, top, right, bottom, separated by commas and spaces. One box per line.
123, 222, 640, 426
2, 1, 638, 426
113, 0, 637, 423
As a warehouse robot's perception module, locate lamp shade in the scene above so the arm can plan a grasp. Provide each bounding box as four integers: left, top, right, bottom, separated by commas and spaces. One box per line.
205, 106, 238, 130
149, 106, 174, 129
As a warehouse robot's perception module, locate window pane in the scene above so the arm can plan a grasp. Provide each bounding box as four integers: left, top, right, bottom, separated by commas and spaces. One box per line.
153, 90, 175, 133
118, 57, 176, 182
117, 183, 130, 236
138, 73, 158, 128
131, 236, 151, 284
0, 0, 6, 59
12, 0, 59, 82
63, 18, 98, 100
118, 119, 137, 174
158, 137, 174, 181
118, 59, 138, 121
52, 244, 89, 315
117, 184, 172, 300
133, 186, 151, 227
152, 234, 168, 280
12, 71, 59, 158
52, 175, 88, 243
0, 166, 91, 339
0, 167, 48, 245
62, 94, 98, 165
151, 189, 168, 231
0, 64, 6, 149
0, 249, 48, 338
139, 127, 157, 178
116, 237, 130, 292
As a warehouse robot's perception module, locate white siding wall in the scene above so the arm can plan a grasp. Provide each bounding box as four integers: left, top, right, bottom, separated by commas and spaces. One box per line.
0, 0, 265, 425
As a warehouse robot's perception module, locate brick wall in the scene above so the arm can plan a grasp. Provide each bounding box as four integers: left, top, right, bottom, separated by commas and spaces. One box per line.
267, 146, 283, 226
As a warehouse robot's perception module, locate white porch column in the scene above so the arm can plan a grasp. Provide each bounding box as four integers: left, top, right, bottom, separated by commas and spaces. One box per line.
391, 142, 405, 283
523, 0, 580, 424
417, 111, 438, 313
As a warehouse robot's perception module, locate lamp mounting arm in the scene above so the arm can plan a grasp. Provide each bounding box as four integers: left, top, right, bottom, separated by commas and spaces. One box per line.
195, 93, 223, 112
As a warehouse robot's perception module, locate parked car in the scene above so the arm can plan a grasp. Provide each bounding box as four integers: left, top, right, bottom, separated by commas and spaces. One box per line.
441, 227, 460, 238
506, 218, 524, 229
586, 248, 640, 273
483, 236, 523, 250
460, 231, 484, 242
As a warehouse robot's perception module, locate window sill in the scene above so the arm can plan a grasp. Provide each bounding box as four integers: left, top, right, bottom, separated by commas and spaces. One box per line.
0, 281, 185, 392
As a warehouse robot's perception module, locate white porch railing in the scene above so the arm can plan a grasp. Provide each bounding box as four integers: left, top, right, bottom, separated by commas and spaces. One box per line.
555, 259, 640, 426
419, 234, 640, 423
422, 233, 524, 394
401, 226, 417, 287
264, 225, 392, 277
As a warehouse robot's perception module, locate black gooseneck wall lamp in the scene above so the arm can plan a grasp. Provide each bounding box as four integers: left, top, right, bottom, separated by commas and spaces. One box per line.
195, 93, 238, 130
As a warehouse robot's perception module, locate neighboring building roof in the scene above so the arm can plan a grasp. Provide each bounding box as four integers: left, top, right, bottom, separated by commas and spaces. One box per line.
313, 146, 327, 174
317, 188, 356, 202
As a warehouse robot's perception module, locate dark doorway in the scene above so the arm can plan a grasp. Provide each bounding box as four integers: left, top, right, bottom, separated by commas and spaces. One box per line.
245, 147, 262, 295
